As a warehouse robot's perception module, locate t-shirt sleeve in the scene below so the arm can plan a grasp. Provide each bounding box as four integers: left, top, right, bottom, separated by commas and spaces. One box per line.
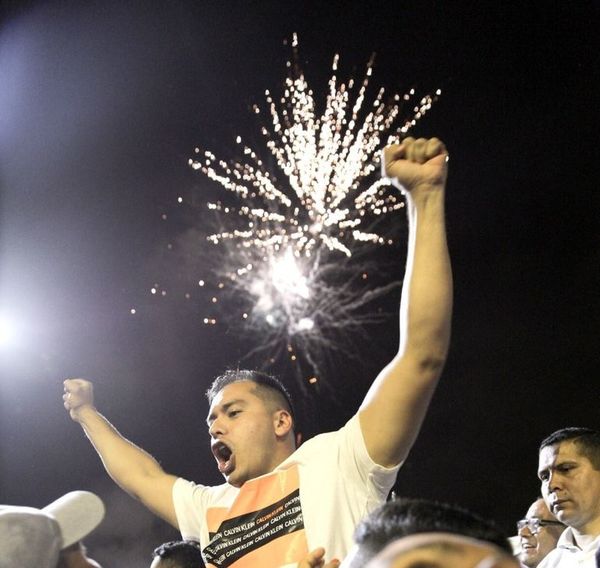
338, 414, 401, 502
172, 477, 209, 541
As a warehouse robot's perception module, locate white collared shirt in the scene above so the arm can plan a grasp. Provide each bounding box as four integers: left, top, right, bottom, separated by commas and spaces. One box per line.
537, 527, 600, 568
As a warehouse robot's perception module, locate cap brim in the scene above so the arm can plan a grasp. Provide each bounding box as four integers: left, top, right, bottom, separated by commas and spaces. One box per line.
43, 491, 105, 549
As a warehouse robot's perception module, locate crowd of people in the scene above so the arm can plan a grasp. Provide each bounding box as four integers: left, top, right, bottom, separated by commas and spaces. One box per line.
3, 138, 599, 567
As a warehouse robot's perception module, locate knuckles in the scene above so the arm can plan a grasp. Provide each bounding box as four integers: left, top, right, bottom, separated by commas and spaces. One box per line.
382, 137, 447, 172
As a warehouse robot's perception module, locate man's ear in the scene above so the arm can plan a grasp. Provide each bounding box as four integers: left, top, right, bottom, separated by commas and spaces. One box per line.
273, 409, 293, 437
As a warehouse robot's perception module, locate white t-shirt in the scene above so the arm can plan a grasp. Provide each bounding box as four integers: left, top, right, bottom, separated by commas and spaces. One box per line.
172, 414, 400, 567
537, 527, 600, 568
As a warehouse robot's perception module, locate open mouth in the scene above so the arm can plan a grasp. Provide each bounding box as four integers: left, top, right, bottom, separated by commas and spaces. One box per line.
212, 441, 234, 475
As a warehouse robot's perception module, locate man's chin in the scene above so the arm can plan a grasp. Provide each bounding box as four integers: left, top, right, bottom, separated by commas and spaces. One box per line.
519, 551, 538, 568
225, 471, 245, 488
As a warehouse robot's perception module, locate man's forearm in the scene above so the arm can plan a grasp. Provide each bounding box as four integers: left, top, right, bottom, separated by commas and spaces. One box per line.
64, 378, 178, 526
75, 406, 166, 499
400, 187, 452, 368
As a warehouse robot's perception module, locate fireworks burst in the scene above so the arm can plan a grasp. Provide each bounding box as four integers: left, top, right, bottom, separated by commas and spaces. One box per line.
150, 36, 439, 390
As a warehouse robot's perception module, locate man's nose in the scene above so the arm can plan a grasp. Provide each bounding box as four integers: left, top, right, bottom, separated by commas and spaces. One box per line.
518, 524, 534, 538
547, 471, 562, 492
209, 417, 225, 437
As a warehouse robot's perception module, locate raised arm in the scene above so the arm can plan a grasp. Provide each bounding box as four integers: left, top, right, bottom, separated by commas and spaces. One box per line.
63, 378, 179, 527
358, 137, 452, 467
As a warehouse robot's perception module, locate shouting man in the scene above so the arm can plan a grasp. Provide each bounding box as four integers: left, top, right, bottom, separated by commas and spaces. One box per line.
64, 137, 452, 567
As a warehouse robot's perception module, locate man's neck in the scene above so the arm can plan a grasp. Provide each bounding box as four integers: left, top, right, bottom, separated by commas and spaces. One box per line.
570, 519, 600, 547
233, 443, 297, 487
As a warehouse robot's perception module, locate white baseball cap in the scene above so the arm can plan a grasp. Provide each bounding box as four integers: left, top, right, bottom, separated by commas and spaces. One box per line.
0, 490, 105, 568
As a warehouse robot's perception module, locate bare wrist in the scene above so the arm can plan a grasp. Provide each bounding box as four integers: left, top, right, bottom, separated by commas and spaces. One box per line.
72, 404, 98, 423
406, 184, 446, 208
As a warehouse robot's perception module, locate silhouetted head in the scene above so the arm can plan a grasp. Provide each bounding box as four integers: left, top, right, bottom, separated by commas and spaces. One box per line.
345, 497, 510, 567
151, 540, 204, 568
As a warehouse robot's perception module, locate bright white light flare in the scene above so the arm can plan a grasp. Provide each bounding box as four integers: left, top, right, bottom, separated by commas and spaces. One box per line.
0, 314, 16, 348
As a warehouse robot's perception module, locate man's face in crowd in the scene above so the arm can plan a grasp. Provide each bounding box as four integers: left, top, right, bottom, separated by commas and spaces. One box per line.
538, 440, 600, 534
365, 533, 519, 568
518, 498, 564, 568
207, 381, 287, 487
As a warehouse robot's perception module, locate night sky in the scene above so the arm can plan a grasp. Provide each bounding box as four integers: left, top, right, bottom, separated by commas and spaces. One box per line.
0, 2, 598, 567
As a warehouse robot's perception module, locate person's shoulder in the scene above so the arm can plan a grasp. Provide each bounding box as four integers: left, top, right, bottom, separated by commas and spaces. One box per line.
174, 477, 235, 500
293, 415, 360, 455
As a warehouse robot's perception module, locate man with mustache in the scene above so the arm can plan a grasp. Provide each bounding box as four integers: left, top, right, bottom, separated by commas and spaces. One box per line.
536, 428, 600, 568
64, 136, 452, 567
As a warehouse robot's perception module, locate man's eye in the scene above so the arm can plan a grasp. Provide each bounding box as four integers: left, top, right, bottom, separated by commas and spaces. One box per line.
539, 472, 549, 481
228, 410, 241, 418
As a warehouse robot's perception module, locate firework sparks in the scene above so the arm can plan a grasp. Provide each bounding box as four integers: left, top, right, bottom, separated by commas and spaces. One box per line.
161, 36, 439, 388
190, 37, 438, 259
209, 241, 403, 393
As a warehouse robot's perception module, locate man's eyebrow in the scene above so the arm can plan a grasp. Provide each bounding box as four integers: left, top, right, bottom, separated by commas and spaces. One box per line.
206, 399, 246, 425
556, 460, 578, 467
539, 458, 578, 474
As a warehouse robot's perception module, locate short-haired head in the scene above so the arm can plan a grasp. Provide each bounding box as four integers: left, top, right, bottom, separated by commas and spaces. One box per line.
347, 497, 511, 567
206, 369, 295, 431
151, 540, 204, 568
539, 427, 600, 470
518, 498, 565, 568
365, 532, 519, 568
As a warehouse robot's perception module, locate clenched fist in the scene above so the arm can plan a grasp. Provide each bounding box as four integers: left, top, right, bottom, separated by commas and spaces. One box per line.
63, 378, 95, 422
382, 137, 448, 195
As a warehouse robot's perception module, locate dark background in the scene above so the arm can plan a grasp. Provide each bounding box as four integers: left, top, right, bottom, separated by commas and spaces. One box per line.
0, 1, 598, 566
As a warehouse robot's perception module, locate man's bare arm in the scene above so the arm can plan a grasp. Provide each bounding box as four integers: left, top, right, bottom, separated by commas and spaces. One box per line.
63, 378, 179, 527
358, 137, 452, 468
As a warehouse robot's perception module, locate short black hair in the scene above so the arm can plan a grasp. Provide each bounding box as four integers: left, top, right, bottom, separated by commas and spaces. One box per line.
539, 427, 600, 470
347, 497, 511, 567
206, 369, 296, 428
152, 540, 204, 567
